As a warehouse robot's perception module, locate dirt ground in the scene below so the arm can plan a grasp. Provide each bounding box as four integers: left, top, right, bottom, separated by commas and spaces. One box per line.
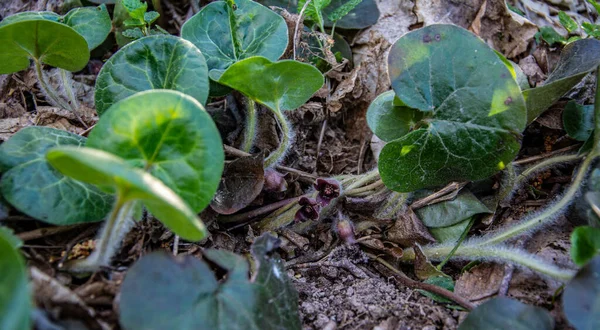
0, 0, 593, 329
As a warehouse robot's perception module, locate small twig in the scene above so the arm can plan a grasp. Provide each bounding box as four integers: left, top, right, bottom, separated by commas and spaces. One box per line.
513, 144, 581, 165
173, 235, 180, 256
292, 259, 369, 279
410, 181, 468, 210
79, 124, 96, 137
368, 253, 476, 310
315, 119, 328, 172
17, 224, 89, 241
293, 0, 313, 59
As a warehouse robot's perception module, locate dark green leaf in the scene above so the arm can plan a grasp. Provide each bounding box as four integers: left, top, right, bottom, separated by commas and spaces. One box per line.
563, 256, 600, 330
0, 12, 61, 26
563, 101, 594, 142
218, 56, 324, 112
429, 219, 471, 243
119, 234, 301, 330
571, 226, 600, 266
559, 11, 578, 33
88, 90, 224, 213
366, 90, 423, 142
258, 0, 379, 29
0, 229, 31, 330
537, 26, 566, 46
524, 38, 600, 123
459, 297, 554, 330
417, 276, 455, 304
327, 0, 362, 23
122, 0, 147, 20
94, 35, 209, 115
0, 19, 89, 74
121, 27, 144, 39
181, 0, 288, 90
63, 5, 112, 50
0, 127, 113, 225
47, 146, 207, 241
380, 24, 526, 192
416, 190, 490, 228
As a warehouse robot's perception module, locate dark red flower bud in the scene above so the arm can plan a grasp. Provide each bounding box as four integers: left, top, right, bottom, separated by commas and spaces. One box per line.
314, 178, 341, 206
294, 197, 320, 222
264, 168, 288, 193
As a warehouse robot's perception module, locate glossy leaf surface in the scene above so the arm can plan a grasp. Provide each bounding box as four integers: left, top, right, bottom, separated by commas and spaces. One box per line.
0, 229, 30, 330
119, 234, 301, 330
218, 56, 324, 112
459, 297, 553, 330
0, 127, 113, 225
63, 5, 112, 50
0, 19, 89, 74
563, 100, 594, 142
563, 256, 600, 330
88, 90, 224, 213
380, 24, 526, 192
94, 35, 209, 115
181, 0, 288, 83
524, 38, 600, 123
366, 90, 423, 142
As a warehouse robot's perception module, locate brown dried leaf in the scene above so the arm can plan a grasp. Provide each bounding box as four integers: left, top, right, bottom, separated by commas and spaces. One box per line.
387, 208, 435, 247
455, 263, 505, 301
327, 66, 360, 113
413, 244, 446, 280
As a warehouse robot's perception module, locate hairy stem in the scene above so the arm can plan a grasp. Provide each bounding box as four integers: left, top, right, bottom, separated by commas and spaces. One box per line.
241, 98, 257, 152
58, 69, 87, 128
344, 169, 380, 191
594, 64, 600, 151
265, 108, 292, 167
63, 196, 136, 273
402, 243, 575, 281
515, 153, 585, 187
34, 60, 71, 111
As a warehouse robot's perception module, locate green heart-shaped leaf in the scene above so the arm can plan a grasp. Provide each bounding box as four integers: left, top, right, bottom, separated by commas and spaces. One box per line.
366, 90, 424, 142
0, 127, 113, 225
87, 90, 224, 213
416, 190, 490, 228
380, 24, 526, 192
119, 233, 300, 330
459, 297, 553, 330
0, 229, 30, 330
258, 0, 379, 29
218, 56, 324, 112
524, 38, 600, 123
94, 35, 209, 115
46, 146, 207, 241
563, 256, 600, 330
0, 6, 111, 51
0, 19, 89, 74
181, 0, 288, 84
63, 5, 112, 50
563, 100, 594, 142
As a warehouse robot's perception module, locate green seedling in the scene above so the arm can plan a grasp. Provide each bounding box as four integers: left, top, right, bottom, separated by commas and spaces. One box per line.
118, 0, 166, 40
217, 56, 324, 166
94, 35, 209, 115
0, 127, 113, 225
0, 6, 111, 125
46, 90, 224, 272
119, 234, 300, 330
0, 229, 30, 330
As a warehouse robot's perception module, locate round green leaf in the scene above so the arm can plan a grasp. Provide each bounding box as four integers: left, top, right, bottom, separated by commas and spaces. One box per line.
563, 100, 594, 142
181, 0, 288, 81
46, 146, 207, 241
570, 226, 600, 267
380, 24, 526, 192
0, 127, 113, 225
366, 90, 424, 142
87, 90, 224, 213
0, 229, 31, 330
63, 5, 112, 50
0, 19, 89, 74
563, 256, 600, 330
459, 297, 553, 330
94, 35, 209, 115
218, 56, 324, 112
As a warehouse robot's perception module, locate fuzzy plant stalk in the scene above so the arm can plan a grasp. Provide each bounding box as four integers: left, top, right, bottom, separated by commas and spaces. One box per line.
265, 107, 294, 167
63, 195, 137, 273
400, 65, 600, 280
241, 98, 257, 152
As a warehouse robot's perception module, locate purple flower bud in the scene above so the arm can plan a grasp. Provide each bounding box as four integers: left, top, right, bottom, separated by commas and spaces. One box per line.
335, 218, 356, 244
264, 168, 288, 193
294, 197, 321, 222
314, 178, 341, 206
